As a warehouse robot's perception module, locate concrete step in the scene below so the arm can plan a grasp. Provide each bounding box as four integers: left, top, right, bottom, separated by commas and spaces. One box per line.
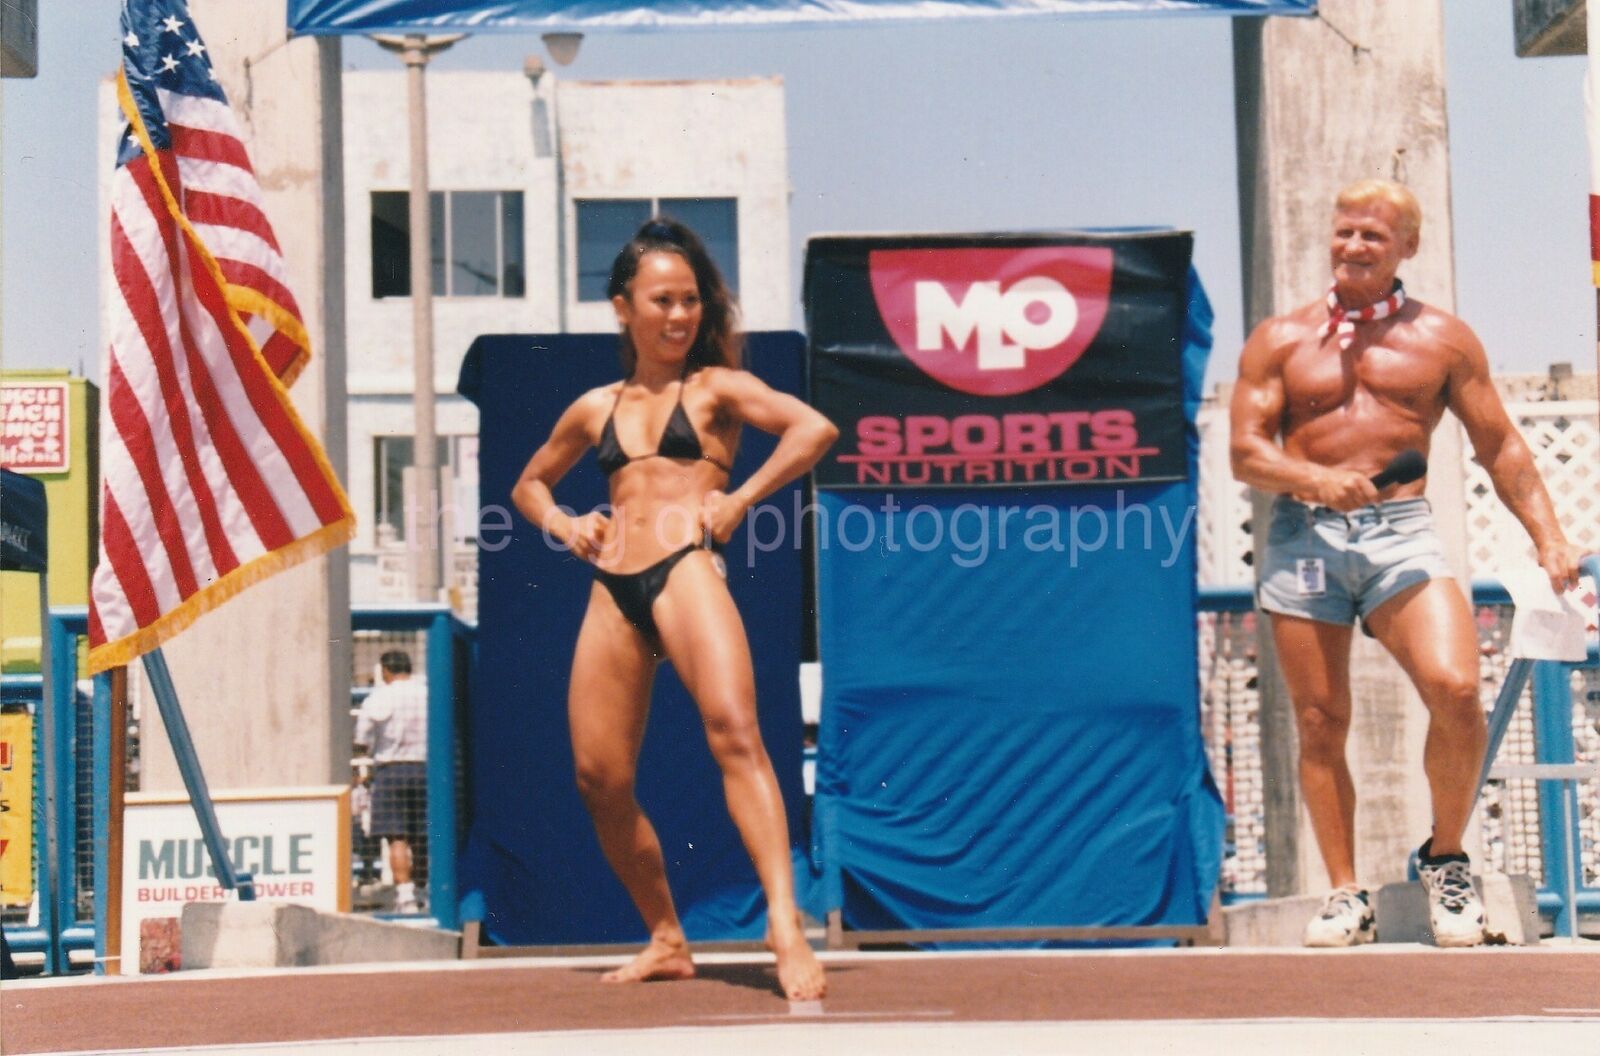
181, 902, 460, 970
1221, 894, 1328, 947
1375, 873, 1540, 946
1221, 873, 1539, 947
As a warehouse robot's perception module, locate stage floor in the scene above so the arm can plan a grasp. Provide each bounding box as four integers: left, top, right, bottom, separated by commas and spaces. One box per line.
7, 945, 1600, 1055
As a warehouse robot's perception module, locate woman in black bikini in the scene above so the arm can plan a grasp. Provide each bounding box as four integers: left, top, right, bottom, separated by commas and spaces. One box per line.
512, 219, 836, 1001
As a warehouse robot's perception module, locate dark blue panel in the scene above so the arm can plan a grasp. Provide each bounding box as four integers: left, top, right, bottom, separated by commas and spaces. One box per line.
1, 469, 48, 573
290, 0, 1316, 35
459, 332, 813, 944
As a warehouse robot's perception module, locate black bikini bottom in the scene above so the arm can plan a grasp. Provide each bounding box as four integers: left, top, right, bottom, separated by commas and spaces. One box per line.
593, 541, 722, 648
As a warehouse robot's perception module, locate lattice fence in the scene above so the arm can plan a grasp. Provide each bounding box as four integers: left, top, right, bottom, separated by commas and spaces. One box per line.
1197, 608, 1267, 895
1465, 401, 1599, 580
1195, 403, 1255, 588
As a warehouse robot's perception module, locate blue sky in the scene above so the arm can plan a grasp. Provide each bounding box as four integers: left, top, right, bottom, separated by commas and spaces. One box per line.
2, 1, 1592, 392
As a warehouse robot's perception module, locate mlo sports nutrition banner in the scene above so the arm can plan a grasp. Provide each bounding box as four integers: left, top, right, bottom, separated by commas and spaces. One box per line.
806, 232, 1192, 489
807, 236, 1223, 938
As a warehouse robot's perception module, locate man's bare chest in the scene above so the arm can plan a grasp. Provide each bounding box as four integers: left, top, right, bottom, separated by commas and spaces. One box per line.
1281, 332, 1451, 417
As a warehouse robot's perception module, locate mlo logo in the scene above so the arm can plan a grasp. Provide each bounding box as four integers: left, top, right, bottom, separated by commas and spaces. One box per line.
869, 246, 1114, 396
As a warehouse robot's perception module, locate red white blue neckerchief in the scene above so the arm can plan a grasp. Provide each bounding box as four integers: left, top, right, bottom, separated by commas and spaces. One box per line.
1321, 281, 1406, 350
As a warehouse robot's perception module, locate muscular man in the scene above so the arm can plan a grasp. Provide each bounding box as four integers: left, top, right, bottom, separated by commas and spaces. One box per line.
1230, 179, 1585, 947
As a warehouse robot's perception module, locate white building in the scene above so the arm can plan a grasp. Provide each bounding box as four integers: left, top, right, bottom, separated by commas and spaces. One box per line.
340, 68, 793, 608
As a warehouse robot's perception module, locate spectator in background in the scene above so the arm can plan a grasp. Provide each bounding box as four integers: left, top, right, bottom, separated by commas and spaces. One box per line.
354, 650, 428, 913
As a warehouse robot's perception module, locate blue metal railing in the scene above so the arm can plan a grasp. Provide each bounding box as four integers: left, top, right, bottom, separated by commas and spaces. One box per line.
3, 605, 475, 974
351, 605, 474, 933
91, 669, 113, 974
0, 608, 97, 974
1196, 584, 1255, 614
1528, 646, 1600, 933
1474, 560, 1600, 934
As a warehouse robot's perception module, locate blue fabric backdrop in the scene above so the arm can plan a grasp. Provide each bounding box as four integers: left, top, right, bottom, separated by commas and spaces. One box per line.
457, 332, 814, 945
811, 271, 1223, 934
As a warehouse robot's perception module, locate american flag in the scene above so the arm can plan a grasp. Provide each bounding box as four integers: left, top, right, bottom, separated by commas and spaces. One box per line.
88, 0, 354, 674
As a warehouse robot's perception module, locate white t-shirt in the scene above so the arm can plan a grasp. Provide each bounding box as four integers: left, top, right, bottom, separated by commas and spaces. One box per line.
355, 677, 428, 763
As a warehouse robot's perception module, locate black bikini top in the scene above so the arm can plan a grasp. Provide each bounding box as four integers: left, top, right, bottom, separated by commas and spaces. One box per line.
597, 371, 732, 478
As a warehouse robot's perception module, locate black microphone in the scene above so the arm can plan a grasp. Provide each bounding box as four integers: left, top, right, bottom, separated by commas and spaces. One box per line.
1371, 449, 1427, 490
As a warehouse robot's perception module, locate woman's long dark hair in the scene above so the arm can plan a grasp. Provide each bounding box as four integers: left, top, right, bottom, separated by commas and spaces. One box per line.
607, 216, 742, 377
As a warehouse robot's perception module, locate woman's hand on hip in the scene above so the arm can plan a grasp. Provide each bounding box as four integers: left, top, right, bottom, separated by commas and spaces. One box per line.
569, 510, 614, 563
700, 489, 748, 545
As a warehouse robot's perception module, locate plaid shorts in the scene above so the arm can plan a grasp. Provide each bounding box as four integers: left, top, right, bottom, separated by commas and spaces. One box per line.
370, 761, 427, 840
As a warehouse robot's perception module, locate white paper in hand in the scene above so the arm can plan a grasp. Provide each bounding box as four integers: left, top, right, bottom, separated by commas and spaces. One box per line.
1502, 566, 1589, 662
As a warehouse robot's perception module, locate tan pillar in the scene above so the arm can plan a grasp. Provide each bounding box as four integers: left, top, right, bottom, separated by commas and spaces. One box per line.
1234, 0, 1473, 895
137, 3, 350, 791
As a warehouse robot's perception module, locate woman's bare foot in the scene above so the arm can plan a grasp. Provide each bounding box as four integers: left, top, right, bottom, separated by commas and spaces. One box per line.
600, 934, 696, 983
766, 920, 826, 1001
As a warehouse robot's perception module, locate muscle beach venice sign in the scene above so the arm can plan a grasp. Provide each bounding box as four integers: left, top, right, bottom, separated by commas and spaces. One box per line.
805, 232, 1191, 489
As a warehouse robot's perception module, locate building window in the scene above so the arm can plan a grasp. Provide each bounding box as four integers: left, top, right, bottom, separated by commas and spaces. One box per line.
371, 191, 525, 299
575, 197, 738, 302
373, 435, 479, 545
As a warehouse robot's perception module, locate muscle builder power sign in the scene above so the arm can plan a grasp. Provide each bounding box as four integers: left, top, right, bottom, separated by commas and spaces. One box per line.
805, 232, 1192, 489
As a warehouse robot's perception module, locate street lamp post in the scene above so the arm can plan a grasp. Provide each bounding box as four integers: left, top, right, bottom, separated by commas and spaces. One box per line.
373, 33, 463, 602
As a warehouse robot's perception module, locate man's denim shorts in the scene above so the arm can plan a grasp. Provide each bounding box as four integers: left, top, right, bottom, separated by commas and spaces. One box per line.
1256, 495, 1453, 629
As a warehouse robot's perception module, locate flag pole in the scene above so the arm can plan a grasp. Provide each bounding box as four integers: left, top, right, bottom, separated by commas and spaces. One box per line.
141, 649, 255, 901
372, 33, 464, 605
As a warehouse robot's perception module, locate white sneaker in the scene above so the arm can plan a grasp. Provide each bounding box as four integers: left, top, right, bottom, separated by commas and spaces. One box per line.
1303, 886, 1376, 947
1416, 845, 1485, 948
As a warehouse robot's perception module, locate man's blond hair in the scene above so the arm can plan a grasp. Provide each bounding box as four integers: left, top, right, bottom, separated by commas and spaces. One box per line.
1334, 179, 1422, 239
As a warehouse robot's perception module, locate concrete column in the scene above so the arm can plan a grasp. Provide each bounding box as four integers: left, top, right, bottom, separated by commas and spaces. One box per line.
139, 3, 350, 791
1234, 0, 1474, 895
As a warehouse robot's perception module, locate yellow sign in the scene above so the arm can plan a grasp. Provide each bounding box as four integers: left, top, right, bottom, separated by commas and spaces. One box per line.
0, 711, 34, 905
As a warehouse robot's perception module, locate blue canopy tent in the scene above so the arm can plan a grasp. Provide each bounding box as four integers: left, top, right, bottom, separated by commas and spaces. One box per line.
289, 1, 1314, 35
